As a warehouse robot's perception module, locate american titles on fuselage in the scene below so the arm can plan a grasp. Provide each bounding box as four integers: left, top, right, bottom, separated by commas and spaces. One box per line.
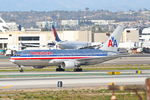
30, 51, 53, 55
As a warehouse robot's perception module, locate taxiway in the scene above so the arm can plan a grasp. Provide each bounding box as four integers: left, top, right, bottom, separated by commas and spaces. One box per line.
0, 72, 149, 90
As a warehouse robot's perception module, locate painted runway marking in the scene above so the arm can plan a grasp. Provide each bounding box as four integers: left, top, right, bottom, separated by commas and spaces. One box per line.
0, 85, 13, 89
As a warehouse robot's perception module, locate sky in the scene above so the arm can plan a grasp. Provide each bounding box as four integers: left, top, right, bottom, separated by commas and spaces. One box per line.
0, 0, 150, 11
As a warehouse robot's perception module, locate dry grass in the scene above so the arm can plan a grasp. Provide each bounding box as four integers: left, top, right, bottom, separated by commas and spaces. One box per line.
0, 88, 146, 100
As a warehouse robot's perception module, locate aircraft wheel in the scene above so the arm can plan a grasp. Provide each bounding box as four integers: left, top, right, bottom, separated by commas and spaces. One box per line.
18, 65, 24, 72
79, 68, 83, 71
19, 68, 24, 72
74, 68, 82, 72
56, 68, 65, 71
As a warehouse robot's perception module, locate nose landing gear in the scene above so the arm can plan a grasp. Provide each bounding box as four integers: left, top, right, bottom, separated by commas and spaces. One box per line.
18, 65, 24, 72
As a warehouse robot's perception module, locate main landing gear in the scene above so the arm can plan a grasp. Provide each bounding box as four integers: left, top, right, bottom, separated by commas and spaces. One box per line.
73, 67, 83, 72
56, 65, 65, 71
18, 65, 24, 72
56, 65, 83, 72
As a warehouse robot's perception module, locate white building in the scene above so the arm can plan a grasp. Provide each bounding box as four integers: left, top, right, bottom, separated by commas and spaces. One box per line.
0, 17, 9, 33
139, 27, 150, 48
0, 17, 19, 32
61, 20, 79, 26
36, 21, 53, 30
91, 20, 115, 25
7, 22, 19, 31
140, 27, 150, 42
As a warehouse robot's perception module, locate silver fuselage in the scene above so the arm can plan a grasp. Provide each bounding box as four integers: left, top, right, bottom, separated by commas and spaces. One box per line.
10, 49, 119, 67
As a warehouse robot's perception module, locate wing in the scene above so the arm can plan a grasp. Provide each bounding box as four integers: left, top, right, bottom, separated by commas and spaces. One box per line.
77, 55, 119, 65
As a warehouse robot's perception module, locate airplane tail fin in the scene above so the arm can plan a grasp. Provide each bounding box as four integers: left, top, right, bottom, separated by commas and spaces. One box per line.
100, 25, 125, 52
52, 25, 61, 42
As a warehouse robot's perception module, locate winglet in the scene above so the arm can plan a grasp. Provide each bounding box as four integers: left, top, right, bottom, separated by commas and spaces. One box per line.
52, 25, 61, 42
100, 25, 125, 52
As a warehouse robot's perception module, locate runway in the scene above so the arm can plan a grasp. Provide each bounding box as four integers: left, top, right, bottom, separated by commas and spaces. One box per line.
0, 72, 149, 90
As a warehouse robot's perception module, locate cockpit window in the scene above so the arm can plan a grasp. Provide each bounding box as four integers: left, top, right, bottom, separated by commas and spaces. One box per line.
14, 54, 21, 56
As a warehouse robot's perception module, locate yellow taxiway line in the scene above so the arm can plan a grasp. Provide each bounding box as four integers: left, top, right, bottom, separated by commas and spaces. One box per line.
0, 85, 13, 89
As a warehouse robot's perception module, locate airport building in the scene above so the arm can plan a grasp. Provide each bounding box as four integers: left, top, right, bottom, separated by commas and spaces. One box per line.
139, 27, 150, 48
6, 22, 19, 31
0, 31, 51, 50
91, 20, 115, 25
0, 31, 91, 50
119, 28, 140, 49
94, 28, 139, 42
61, 20, 116, 26
0, 27, 140, 50
36, 21, 53, 30
122, 28, 139, 43
0, 17, 19, 32
61, 20, 79, 26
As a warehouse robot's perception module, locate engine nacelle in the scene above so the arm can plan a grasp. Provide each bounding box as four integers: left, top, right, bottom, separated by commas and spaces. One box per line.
61, 61, 80, 69
33, 66, 46, 69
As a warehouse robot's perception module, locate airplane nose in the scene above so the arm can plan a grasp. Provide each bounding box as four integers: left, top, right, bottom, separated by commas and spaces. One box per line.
10, 58, 16, 63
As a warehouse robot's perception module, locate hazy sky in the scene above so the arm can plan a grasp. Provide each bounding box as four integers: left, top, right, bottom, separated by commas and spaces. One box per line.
0, 0, 150, 11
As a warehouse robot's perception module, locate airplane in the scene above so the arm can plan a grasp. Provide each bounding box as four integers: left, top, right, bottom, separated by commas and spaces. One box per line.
20, 43, 40, 47
20, 25, 101, 50
10, 25, 125, 72
20, 41, 56, 50
51, 25, 102, 49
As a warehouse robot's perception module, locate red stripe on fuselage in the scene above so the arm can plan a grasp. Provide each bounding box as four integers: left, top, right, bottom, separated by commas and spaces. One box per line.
10, 57, 91, 60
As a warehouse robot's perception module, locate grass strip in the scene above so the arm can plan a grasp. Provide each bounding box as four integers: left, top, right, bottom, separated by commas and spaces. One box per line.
0, 88, 146, 100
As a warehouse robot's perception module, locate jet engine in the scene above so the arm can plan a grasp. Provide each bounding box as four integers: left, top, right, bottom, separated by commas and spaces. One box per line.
61, 61, 80, 69
33, 66, 46, 69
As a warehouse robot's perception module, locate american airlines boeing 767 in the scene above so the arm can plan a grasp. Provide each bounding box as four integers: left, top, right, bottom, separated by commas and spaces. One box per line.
10, 25, 125, 72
